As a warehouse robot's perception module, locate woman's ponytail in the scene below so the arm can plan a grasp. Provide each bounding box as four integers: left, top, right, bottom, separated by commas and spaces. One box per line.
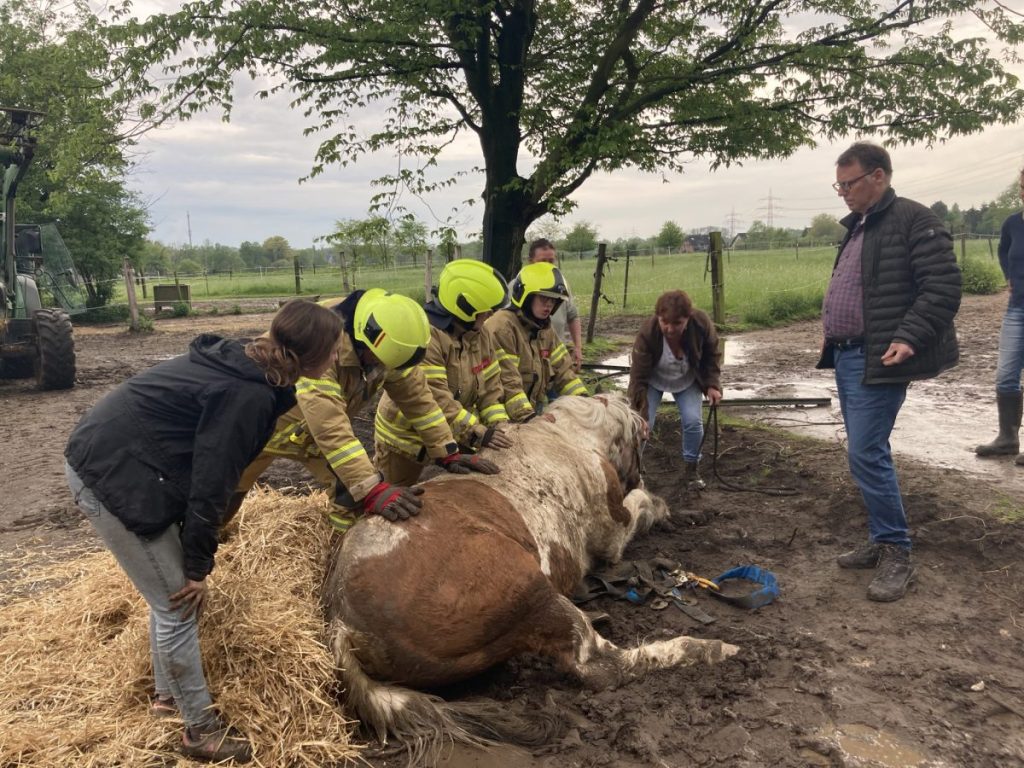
246, 300, 343, 387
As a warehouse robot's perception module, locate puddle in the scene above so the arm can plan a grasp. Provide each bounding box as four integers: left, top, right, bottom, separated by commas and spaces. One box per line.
817, 722, 949, 768
600, 340, 1024, 496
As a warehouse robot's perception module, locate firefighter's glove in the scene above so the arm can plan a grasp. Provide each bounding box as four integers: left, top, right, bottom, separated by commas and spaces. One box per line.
362, 481, 424, 522
480, 426, 513, 450
437, 452, 501, 475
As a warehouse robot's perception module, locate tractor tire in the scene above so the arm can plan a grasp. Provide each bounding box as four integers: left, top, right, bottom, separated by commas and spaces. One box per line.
34, 308, 76, 390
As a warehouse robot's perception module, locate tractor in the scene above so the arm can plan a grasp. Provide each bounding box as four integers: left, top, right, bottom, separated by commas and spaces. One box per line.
1, 107, 81, 390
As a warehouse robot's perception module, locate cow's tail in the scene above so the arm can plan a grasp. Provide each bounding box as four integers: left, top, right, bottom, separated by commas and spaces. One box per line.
329, 619, 561, 764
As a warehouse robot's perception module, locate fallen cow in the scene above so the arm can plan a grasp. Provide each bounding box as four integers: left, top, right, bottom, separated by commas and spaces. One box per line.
323, 393, 739, 757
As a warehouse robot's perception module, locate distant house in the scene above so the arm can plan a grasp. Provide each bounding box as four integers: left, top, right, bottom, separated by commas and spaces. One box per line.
683, 234, 711, 252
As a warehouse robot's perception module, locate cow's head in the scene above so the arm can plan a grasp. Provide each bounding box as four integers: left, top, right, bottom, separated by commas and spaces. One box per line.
545, 393, 644, 492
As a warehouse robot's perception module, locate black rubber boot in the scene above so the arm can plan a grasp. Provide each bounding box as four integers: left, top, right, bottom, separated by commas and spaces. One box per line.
683, 461, 706, 491
866, 544, 916, 602
975, 391, 1023, 457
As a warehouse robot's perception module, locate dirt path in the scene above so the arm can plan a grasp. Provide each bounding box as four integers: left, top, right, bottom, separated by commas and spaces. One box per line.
1, 297, 1022, 767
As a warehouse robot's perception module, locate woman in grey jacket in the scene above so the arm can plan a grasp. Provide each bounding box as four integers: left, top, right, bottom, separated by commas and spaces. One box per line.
628, 290, 722, 489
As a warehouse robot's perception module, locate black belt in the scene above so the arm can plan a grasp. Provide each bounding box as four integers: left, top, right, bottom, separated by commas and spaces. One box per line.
827, 337, 864, 350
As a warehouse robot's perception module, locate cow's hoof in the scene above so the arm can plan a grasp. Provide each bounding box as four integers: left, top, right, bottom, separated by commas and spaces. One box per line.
720, 641, 740, 659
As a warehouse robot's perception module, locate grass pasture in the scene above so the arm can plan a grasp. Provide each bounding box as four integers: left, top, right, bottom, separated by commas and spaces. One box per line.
117, 239, 1001, 330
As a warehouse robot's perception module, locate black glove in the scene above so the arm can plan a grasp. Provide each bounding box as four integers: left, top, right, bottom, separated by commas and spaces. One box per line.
437, 452, 501, 475
478, 426, 513, 450
362, 481, 424, 522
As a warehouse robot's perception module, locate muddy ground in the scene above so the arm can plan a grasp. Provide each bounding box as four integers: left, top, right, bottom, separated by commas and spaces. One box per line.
1, 293, 1023, 767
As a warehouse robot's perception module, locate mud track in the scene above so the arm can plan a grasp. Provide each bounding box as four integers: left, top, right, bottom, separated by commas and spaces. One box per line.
1, 295, 1022, 767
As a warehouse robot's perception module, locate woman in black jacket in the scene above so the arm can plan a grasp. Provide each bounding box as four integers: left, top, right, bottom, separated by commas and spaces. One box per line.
64, 299, 342, 764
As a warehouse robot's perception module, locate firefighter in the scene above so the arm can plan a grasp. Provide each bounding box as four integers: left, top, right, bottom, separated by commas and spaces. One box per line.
486, 261, 588, 421
236, 288, 497, 534
374, 259, 513, 484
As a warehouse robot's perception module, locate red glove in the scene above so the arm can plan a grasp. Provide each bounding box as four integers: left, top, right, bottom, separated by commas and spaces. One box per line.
437, 452, 500, 475
362, 481, 424, 521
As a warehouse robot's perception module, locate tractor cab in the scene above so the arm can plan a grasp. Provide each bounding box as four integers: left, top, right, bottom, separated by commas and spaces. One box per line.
0, 106, 77, 389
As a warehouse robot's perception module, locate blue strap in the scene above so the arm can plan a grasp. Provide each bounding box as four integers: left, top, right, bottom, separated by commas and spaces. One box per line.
710, 565, 780, 610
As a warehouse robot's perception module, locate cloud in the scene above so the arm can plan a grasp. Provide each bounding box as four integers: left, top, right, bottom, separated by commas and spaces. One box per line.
129, 62, 1024, 248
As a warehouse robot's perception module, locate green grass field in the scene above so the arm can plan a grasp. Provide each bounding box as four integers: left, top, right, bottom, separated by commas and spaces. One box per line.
116, 239, 1002, 330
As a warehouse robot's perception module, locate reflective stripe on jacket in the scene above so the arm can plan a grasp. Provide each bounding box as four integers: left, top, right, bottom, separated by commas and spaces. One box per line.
376, 325, 509, 457
485, 307, 587, 420
258, 331, 455, 501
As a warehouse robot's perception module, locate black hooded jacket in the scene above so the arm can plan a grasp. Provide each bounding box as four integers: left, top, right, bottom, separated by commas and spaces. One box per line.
65, 334, 296, 580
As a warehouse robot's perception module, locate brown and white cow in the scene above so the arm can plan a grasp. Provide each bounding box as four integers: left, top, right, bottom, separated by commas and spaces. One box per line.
322, 393, 738, 758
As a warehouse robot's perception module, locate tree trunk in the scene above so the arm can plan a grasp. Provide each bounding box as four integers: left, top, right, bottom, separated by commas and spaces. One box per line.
481, 184, 533, 280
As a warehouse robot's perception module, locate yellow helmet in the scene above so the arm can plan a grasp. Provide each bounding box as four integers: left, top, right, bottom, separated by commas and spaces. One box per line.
437, 259, 509, 322
509, 261, 569, 309
353, 289, 430, 369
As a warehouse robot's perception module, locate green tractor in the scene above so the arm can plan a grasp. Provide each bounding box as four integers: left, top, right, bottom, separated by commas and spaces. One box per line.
1, 107, 82, 390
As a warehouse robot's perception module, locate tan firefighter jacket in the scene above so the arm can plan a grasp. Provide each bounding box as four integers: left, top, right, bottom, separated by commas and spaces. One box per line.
375, 322, 509, 458
485, 307, 588, 421
258, 331, 455, 501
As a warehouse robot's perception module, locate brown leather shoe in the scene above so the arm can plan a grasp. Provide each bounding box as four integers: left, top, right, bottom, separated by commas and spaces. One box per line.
866, 545, 916, 602
836, 542, 882, 569
150, 693, 178, 719
181, 719, 253, 763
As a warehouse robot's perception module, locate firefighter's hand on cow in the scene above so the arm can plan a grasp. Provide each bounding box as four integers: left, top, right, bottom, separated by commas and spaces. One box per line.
480, 426, 513, 450
521, 411, 556, 424
362, 481, 424, 522
437, 451, 501, 475
170, 579, 207, 621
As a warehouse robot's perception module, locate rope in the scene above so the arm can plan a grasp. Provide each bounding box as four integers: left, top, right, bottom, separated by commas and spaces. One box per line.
702, 404, 800, 497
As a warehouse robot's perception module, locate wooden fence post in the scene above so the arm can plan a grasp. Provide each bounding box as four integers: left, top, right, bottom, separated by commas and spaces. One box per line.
586, 243, 608, 344
960, 232, 967, 267
709, 231, 725, 325
123, 259, 140, 330
293, 253, 302, 295
424, 248, 434, 300
622, 247, 632, 309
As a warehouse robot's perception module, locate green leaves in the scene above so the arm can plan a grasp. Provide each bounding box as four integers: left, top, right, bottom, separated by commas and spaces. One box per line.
102, 0, 1024, 274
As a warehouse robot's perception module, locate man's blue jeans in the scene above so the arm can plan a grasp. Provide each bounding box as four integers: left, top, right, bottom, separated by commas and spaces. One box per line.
65, 462, 217, 729
647, 383, 704, 463
995, 305, 1024, 394
833, 347, 911, 549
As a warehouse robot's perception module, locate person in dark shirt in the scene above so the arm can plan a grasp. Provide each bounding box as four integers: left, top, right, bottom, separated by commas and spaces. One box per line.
817, 142, 960, 603
976, 169, 1024, 463
64, 299, 342, 764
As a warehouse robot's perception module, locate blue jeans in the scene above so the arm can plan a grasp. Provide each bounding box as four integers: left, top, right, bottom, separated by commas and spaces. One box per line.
65, 462, 217, 729
995, 305, 1024, 394
833, 347, 911, 549
647, 383, 704, 463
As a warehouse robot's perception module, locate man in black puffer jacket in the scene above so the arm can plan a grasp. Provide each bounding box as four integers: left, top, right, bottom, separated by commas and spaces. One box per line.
816, 142, 961, 603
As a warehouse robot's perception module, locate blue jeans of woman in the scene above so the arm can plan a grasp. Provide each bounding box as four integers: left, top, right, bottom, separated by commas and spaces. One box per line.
833, 347, 911, 549
65, 462, 217, 729
647, 383, 703, 463
995, 305, 1024, 394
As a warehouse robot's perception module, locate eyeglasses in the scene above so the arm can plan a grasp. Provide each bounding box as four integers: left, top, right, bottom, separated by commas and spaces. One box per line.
832, 171, 872, 193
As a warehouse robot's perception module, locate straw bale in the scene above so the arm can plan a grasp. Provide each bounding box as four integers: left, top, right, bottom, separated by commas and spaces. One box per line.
0, 487, 361, 767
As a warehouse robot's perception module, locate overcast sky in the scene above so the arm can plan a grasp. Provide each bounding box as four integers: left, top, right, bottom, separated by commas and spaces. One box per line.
127, 51, 1024, 250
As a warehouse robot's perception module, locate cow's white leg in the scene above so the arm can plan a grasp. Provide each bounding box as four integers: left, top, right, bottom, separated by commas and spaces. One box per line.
598, 488, 671, 564
554, 595, 739, 690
